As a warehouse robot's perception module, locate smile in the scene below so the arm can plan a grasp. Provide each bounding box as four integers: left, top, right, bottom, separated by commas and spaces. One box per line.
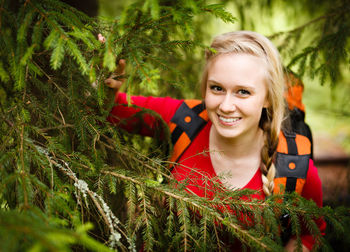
218, 115, 241, 124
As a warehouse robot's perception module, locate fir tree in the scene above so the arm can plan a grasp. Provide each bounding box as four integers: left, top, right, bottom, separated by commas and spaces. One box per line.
0, 0, 349, 251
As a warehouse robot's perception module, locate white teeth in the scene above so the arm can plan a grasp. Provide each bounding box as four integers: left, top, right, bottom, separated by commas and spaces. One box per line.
218, 116, 240, 123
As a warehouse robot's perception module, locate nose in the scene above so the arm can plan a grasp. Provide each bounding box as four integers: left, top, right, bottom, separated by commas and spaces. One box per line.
219, 94, 236, 113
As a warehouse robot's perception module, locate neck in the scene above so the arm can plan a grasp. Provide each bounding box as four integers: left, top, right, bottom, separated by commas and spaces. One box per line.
209, 126, 265, 159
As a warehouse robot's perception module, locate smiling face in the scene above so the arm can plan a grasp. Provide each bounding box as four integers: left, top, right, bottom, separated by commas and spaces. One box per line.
205, 53, 269, 142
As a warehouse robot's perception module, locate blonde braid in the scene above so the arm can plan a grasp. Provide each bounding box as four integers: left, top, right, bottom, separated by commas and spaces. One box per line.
260, 110, 279, 196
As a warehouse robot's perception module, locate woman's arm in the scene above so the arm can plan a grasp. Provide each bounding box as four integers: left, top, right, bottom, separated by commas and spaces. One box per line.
107, 93, 182, 137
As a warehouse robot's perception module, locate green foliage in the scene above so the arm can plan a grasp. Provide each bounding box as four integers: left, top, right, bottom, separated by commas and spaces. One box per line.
233, 0, 350, 87
0, 209, 111, 252
1, 0, 349, 251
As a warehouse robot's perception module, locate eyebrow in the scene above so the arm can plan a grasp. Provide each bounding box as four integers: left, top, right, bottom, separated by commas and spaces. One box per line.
207, 79, 221, 85
207, 79, 256, 90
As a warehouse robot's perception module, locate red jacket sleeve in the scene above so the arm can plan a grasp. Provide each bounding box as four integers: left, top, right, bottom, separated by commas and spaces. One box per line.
107, 92, 183, 137
300, 159, 326, 250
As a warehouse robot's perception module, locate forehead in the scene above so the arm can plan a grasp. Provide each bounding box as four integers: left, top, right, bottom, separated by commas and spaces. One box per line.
207, 53, 267, 87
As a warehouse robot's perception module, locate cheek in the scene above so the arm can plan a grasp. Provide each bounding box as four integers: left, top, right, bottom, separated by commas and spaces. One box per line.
253, 92, 269, 107
204, 93, 218, 111
240, 97, 266, 115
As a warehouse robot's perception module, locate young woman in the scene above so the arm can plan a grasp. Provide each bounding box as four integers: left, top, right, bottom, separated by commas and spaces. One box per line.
105, 31, 325, 251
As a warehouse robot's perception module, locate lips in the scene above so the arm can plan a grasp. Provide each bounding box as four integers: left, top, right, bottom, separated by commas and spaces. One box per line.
218, 115, 241, 125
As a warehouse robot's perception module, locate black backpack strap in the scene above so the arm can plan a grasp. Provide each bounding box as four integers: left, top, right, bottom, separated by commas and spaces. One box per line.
284, 132, 299, 193
288, 108, 314, 159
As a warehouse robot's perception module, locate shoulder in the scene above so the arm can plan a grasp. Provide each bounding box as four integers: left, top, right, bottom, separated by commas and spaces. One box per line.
169, 99, 208, 138
170, 99, 208, 123
169, 99, 209, 163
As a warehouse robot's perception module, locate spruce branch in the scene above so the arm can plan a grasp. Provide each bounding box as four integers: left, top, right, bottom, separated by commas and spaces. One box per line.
34, 145, 129, 250
103, 170, 274, 251
32, 61, 69, 99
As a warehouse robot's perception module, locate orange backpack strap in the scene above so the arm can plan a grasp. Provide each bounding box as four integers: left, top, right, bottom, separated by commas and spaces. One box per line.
168, 100, 208, 168
273, 131, 311, 195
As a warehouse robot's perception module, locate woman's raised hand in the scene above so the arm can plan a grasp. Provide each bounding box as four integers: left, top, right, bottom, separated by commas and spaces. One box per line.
104, 59, 126, 91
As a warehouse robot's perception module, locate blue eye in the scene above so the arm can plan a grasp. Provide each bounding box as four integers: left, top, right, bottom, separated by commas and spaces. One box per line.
210, 85, 223, 92
238, 89, 250, 96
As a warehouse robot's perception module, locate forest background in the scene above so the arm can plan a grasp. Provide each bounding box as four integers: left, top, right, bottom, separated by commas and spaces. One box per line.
1, 0, 350, 251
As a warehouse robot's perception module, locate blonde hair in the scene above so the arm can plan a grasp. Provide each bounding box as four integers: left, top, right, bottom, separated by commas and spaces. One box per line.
202, 31, 285, 196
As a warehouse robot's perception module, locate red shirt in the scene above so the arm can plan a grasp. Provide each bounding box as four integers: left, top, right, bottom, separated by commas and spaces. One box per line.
108, 93, 325, 250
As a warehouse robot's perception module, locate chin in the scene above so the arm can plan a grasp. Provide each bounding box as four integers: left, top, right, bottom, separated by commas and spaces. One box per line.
214, 127, 241, 140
